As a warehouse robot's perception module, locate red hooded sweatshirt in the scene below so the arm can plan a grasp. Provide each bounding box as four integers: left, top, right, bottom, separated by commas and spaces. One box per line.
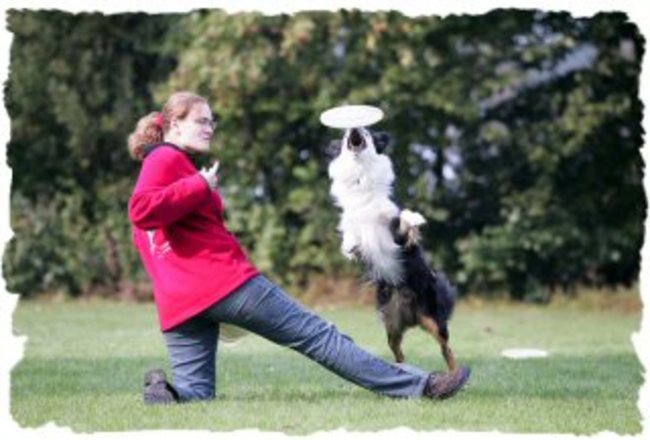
129, 144, 259, 331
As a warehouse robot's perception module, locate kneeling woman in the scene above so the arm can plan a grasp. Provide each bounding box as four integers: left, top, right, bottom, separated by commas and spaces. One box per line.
127, 91, 470, 404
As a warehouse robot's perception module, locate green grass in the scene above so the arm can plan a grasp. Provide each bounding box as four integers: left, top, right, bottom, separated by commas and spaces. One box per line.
11, 295, 643, 434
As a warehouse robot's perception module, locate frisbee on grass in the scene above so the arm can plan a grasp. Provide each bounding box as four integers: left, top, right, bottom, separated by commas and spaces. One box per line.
320, 105, 384, 129
219, 323, 249, 346
501, 348, 549, 359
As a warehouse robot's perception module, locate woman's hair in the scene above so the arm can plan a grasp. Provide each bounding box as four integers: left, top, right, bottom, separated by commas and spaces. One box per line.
127, 91, 209, 160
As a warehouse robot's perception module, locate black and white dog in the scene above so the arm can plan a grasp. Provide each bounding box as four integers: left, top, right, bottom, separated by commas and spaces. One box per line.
327, 127, 458, 371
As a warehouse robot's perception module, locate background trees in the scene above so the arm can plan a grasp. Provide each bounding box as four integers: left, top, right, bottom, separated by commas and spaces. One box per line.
4, 11, 182, 297
3, 9, 644, 300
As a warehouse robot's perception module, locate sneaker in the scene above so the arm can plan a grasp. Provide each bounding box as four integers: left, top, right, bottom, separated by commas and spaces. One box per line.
423, 365, 471, 400
144, 368, 179, 405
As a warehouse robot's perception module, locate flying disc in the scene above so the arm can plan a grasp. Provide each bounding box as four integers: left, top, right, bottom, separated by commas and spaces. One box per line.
219, 323, 249, 346
501, 348, 549, 359
320, 105, 384, 129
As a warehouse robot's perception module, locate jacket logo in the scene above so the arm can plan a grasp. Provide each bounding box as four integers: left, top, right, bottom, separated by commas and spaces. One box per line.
147, 230, 171, 258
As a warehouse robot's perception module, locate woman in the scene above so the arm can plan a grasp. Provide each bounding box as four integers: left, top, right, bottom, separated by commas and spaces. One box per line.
127, 91, 470, 404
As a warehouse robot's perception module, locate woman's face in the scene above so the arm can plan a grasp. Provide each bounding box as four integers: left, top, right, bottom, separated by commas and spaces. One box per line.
170, 102, 216, 153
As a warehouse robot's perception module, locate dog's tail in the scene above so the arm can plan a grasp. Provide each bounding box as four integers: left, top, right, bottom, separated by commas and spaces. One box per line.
432, 270, 456, 337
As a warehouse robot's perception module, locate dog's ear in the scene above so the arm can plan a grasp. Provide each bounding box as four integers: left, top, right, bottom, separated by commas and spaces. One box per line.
372, 131, 392, 153
325, 139, 342, 159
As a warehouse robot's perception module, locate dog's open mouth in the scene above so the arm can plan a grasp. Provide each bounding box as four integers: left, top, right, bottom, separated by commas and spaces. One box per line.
347, 128, 366, 153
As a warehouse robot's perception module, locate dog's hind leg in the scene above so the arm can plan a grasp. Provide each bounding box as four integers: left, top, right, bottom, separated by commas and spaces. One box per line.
377, 282, 407, 363
419, 315, 458, 372
387, 328, 406, 364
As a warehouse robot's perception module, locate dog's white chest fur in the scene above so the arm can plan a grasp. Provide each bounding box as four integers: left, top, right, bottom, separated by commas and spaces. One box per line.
328, 149, 403, 284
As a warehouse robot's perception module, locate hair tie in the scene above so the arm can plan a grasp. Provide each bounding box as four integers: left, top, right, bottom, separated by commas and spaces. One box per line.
154, 112, 165, 129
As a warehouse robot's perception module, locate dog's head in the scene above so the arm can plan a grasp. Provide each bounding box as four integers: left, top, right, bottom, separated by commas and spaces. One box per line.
327, 127, 396, 203
326, 128, 392, 160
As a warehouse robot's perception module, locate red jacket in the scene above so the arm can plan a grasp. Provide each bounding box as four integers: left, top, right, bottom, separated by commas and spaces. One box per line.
129, 144, 259, 331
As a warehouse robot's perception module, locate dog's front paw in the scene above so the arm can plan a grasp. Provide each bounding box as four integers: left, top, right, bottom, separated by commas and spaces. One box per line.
342, 243, 359, 260
341, 233, 360, 260
400, 209, 427, 228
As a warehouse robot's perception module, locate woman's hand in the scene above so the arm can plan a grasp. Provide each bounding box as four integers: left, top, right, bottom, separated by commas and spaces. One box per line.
200, 161, 220, 189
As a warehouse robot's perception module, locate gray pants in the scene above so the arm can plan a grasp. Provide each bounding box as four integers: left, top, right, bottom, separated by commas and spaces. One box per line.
163, 275, 429, 401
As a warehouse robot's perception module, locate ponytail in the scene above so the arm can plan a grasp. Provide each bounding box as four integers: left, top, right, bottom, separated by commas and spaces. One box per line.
127, 111, 166, 161
128, 92, 208, 161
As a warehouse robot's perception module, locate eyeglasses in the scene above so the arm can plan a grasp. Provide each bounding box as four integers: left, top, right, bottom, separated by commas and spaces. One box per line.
194, 117, 218, 130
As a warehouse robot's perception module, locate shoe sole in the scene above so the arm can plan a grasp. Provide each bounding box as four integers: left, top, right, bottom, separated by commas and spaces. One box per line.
439, 365, 471, 400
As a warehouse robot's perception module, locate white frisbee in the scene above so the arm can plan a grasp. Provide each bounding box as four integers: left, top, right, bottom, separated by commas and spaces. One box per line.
219, 323, 249, 346
501, 348, 549, 359
320, 105, 384, 129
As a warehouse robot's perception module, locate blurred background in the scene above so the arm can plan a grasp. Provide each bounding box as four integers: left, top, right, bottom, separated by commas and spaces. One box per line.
3, 8, 645, 303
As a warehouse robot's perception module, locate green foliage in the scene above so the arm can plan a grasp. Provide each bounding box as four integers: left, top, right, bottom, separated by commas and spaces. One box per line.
455, 11, 645, 298
4, 10, 182, 297
3, 9, 644, 300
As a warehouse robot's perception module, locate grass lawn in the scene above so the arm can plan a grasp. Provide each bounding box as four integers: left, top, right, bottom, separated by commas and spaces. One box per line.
10, 291, 643, 434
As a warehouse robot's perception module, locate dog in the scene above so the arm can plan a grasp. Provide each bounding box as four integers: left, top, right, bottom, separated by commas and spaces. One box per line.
327, 127, 458, 371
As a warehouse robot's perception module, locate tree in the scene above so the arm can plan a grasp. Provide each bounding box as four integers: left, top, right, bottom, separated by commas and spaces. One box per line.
4, 9, 644, 300
4, 10, 182, 297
